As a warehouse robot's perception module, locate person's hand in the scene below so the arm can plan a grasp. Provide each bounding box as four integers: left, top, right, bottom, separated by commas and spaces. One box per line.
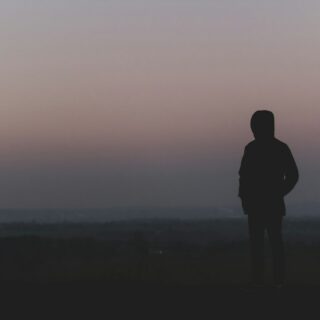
240, 198, 249, 215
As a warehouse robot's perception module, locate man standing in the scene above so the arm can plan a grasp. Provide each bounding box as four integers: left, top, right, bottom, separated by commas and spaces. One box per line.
239, 110, 299, 287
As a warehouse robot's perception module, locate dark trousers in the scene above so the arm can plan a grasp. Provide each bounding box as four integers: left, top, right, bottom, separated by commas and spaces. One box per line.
248, 214, 285, 284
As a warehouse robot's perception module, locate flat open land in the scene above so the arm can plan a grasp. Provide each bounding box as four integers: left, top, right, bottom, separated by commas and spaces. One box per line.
0, 218, 319, 315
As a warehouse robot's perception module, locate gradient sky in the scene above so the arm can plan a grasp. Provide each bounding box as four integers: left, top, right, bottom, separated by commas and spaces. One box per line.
0, 0, 319, 208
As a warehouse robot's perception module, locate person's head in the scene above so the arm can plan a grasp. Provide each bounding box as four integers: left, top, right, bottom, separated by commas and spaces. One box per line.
250, 110, 275, 140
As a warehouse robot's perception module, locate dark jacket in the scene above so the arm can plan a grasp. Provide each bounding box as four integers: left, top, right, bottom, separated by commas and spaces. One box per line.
239, 138, 299, 216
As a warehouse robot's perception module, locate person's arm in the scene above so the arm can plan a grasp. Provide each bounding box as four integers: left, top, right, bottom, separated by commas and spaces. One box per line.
282, 145, 299, 196
239, 146, 249, 199
239, 146, 250, 214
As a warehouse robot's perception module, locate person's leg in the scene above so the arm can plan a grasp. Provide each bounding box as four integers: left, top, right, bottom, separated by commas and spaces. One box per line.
248, 214, 265, 285
266, 215, 285, 285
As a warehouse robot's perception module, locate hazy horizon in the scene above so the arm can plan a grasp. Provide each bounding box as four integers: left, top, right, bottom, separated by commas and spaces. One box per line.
0, 1, 319, 208
0, 203, 319, 223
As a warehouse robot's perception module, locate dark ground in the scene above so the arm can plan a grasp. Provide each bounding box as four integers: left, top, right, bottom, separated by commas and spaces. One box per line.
0, 218, 319, 316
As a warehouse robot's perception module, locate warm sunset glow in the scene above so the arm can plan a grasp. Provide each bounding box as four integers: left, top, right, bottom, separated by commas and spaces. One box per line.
0, 0, 318, 207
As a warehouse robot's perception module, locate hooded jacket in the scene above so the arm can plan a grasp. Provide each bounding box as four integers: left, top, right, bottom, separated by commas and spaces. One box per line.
238, 111, 299, 215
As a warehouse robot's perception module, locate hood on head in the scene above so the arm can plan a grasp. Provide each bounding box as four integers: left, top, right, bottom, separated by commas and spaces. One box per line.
250, 110, 275, 140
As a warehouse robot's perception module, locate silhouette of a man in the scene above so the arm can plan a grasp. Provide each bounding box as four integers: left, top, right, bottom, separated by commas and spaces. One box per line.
239, 110, 299, 287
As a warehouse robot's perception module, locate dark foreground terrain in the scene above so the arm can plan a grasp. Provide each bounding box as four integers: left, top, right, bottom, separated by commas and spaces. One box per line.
0, 218, 319, 315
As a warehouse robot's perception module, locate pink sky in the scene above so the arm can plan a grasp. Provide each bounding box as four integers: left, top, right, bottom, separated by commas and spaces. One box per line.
0, 1, 319, 207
